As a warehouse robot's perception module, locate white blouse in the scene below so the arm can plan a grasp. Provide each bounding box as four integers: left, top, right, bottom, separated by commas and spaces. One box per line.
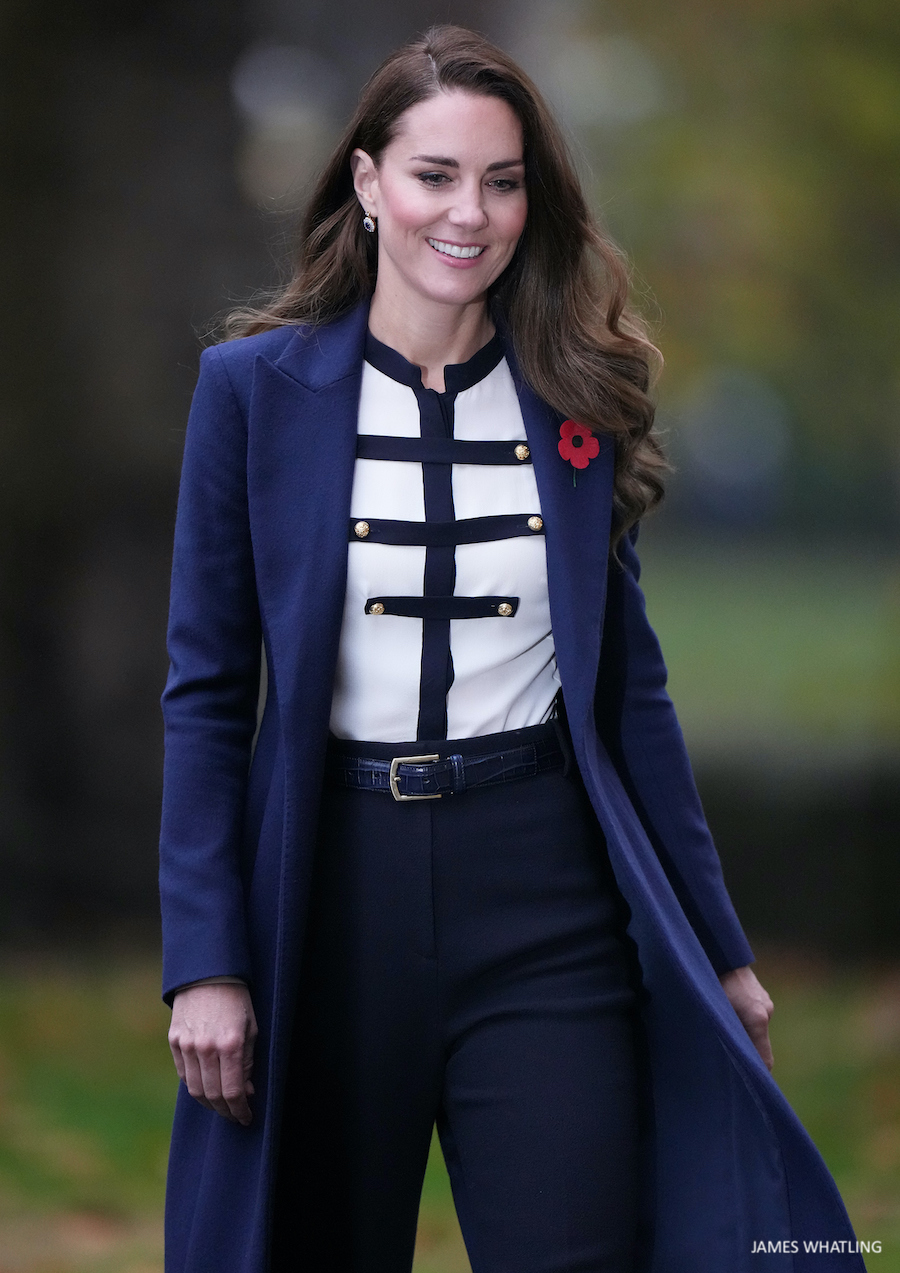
328, 333, 560, 743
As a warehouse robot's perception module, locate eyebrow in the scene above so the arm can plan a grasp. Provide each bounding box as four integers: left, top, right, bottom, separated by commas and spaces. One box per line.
409, 155, 525, 172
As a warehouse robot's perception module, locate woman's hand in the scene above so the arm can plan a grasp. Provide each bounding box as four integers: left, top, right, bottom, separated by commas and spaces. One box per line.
168, 983, 258, 1126
719, 965, 774, 1071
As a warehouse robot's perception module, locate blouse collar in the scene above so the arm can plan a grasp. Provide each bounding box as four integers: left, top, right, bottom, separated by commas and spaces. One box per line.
364, 328, 505, 396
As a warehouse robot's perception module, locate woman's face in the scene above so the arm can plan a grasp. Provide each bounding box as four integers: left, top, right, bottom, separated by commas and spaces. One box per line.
352, 90, 527, 318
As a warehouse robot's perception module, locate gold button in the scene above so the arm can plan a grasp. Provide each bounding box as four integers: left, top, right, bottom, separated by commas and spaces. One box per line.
527, 515, 543, 532
354, 520, 370, 538
368, 602, 385, 615
514, 444, 530, 461
497, 602, 514, 617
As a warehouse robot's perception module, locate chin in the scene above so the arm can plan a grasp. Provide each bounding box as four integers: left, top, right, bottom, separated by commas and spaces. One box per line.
422, 267, 499, 306
433, 288, 491, 311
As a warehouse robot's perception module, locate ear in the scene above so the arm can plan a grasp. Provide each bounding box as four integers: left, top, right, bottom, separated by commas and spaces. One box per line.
351, 148, 379, 215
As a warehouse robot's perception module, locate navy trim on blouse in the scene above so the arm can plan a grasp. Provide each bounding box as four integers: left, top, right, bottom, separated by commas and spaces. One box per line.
364, 328, 505, 393
357, 328, 533, 741
350, 514, 545, 547
355, 436, 531, 466
365, 596, 520, 620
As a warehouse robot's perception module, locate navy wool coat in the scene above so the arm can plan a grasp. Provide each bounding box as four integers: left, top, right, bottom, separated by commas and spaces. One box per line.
160, 301, 863, 1272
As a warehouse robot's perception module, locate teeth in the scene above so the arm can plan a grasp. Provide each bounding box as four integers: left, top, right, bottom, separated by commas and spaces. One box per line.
427, 239, 485, 259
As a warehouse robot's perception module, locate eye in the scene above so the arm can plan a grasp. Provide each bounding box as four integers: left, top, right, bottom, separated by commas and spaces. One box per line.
417, 171, 451, 187
488, 177, 523, 193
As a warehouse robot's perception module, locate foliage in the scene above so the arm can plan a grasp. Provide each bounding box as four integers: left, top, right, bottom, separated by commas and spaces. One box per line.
568, 0, 900, 528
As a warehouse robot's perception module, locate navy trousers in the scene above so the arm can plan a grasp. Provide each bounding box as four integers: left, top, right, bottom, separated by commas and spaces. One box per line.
271, 724, 640, 1273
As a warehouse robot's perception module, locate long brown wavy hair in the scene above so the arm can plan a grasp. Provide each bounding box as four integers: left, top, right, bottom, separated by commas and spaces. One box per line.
226, 25, 667, 540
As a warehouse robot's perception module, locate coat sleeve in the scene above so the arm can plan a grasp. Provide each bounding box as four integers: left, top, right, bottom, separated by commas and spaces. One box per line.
594, 525, 755, 975
159, 345, 261, 1005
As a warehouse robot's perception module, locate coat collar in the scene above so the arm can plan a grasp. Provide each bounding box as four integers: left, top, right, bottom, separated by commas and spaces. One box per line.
271, 301, 371, 392
253, 299, 614, 735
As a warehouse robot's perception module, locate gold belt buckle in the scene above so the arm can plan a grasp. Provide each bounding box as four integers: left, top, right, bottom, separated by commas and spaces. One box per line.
389, 754, 442, 801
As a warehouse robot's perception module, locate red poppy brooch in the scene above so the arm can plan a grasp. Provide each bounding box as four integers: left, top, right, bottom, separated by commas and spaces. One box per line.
558, 420, 599, 486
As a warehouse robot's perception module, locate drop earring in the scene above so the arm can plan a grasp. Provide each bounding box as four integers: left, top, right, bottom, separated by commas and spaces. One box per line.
362, 212, 376, 233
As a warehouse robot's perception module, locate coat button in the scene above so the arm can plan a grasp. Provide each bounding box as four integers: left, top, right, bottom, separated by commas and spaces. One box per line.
497, 602, 514, 616
514, 444, 530, 461
354, 520, 370, 538
367, 602, 385, 615
527, 515, 543, 532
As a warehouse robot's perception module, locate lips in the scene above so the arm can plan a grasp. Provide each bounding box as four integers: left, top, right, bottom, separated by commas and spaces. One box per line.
427, 239, 486, 259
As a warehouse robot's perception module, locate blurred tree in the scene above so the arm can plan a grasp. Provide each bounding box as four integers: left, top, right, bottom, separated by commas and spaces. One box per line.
0, 0, 264, 935
575, 0, 900, 531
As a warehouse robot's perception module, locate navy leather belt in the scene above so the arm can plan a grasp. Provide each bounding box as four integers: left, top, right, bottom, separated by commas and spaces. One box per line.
326, 729, 565, 801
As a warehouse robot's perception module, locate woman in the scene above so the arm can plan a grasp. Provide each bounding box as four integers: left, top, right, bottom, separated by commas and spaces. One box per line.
161, 24, 862, 1273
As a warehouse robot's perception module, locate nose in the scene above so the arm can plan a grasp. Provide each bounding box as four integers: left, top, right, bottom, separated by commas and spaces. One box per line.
447, 179, 488, 231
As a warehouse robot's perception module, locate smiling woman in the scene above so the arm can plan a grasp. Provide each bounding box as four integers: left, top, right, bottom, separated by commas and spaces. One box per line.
348, 91, 527, 377
160, 23, 863, 1273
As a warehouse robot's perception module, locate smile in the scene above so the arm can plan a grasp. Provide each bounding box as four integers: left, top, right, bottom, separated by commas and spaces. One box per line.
427, 239, 485, 259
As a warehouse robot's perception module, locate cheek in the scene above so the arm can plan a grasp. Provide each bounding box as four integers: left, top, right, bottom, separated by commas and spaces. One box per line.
380, 185, 433, 235
504, 212, 524, 254
500, 200, 527, 249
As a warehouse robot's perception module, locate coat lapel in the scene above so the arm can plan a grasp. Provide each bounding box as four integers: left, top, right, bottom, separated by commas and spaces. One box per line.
247, 302, 370, 720
505, 345, 616, 737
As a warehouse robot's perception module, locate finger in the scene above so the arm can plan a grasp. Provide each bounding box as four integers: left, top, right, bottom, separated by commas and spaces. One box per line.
168, 1038, 187, 1084
748, 1020, 775, 1072
196, 1028, 254, 1125
235, 1020, 257, 1114
756, 1032, 774, 1072
181, 1048, 216, 1113
216, 1024, 253, 1124
220, 1048, 253, 1126
197, 1046, 239, 1122
243, 1023, 256, 1083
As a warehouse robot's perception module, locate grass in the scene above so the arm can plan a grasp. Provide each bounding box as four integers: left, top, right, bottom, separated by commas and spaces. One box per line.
0, 950, 897, 1271
756, 950, 900, 1260
636, 536, 900, 764
0, 955, 171, 1272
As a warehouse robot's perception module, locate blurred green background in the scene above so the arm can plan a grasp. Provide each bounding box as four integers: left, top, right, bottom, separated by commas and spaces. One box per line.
0, 951, 897, 1271
0, 0, 897, 1267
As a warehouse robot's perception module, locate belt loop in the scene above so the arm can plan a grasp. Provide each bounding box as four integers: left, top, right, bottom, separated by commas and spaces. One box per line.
551, 694, 576, 778
448, 753, 466, 795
